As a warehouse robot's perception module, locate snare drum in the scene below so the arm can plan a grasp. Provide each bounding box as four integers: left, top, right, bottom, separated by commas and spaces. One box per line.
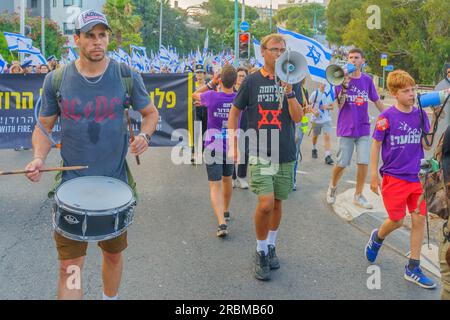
52, 176, 136, 242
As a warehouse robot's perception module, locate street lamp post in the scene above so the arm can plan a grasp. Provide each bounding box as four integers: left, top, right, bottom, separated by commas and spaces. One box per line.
269, 0, 272, 33
20, 0, 25, 62
234, 0, 238, 66
159, 0, 163, 50
41, 0, 45, 57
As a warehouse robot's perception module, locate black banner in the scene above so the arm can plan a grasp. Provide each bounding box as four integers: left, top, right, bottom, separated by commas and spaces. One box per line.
0, 73, 194, 149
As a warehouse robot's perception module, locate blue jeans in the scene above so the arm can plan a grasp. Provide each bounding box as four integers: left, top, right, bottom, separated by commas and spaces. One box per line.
293, 128, 304, 186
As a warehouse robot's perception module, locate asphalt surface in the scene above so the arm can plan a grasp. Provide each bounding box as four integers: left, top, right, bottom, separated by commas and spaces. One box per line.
0, 100, 443, 300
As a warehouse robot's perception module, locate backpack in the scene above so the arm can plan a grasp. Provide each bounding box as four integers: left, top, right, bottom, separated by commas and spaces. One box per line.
418, 126, 450, 221
52, 61, 134, 110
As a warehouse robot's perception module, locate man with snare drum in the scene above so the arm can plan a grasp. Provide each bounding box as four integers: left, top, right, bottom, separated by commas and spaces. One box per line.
24, 10, 158, 300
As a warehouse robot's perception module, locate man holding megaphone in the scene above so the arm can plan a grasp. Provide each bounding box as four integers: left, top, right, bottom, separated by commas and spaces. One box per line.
326, 48, 385, 209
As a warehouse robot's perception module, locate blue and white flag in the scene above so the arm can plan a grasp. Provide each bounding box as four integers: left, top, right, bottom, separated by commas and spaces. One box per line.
253, 38, 264, 67
67, 47, 78, 62
277, 27, 332, 84
131, 50, 145, 72
0, 54, 6, 73
159, 45, 170, 65
118, 48, 131, 66
18, 38, 41, 55
203, 29, 209, 55
3, 32, 32, 51
24, 52, 47, 66
131, 45, 147, 58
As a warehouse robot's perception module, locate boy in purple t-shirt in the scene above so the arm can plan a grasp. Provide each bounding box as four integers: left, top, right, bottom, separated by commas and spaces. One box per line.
365, 70, 441, 289
326, 48, 385, 209
193, 65, 238, 237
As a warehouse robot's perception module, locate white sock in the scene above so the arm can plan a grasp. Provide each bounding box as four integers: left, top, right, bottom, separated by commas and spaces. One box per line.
267, 230, 278, 247
325, 151, 331, 157
312, 145, 317, 150
103, 292, 119, 300
256, 240, 268, 255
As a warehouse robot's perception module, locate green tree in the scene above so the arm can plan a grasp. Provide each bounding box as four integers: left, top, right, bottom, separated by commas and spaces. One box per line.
275, 4, 327, 37
343, 0, 449, 84
193, 0, 259, 52
0, 12, 66, 63
326, 0, 364, 45
132, 0, 202, 54
104, 0, 143, 51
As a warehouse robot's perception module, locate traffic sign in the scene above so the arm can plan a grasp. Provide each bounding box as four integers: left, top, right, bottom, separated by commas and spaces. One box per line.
380, 53, 388, 67
385, 65, 394, 71
240, 21, 250, 32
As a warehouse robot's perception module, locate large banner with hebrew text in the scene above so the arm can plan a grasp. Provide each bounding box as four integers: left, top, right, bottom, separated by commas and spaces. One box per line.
0, 73, 194, 149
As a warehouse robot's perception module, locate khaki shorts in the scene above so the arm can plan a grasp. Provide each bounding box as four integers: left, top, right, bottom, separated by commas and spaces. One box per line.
54, 231, 128, 261
248, 156, 295, 200
439, 223, 450, 300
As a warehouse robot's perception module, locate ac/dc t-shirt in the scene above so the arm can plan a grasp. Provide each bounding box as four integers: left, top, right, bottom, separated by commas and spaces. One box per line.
40, 60, 151, 184
233, 69, 303, 164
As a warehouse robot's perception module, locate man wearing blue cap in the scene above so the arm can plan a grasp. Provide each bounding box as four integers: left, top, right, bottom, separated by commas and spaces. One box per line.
25, 9, 159, 300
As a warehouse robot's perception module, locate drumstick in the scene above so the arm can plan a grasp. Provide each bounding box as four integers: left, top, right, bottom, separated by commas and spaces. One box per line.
0, 166, 88, 176
125, 109, 140, 165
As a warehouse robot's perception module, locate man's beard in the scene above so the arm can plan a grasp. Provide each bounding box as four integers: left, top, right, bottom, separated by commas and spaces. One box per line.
84, 51, 105, 62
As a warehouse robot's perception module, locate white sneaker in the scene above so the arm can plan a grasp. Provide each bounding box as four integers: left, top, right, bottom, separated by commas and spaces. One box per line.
353, 194, 373, 209
326, 185, 337, 204
237, 177, 249, 189
232, 179, 237, 188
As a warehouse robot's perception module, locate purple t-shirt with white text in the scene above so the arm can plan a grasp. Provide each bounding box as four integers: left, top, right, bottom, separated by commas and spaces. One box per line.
200, 90, 237, 154
335, 73, 379, 137
372, 106, 430, 182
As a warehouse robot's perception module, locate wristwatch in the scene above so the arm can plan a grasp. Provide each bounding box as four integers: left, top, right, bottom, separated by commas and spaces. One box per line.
286, 91, 296, 99
138, 133, 151, 144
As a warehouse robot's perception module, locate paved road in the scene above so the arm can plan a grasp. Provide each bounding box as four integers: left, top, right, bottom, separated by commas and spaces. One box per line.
0, 102, 442, 300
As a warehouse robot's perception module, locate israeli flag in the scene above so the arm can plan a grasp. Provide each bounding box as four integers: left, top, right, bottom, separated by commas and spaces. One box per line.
131, 50, 145, 72
18, 38, 41, 55
277, 27, 332, 84
253, 38, 264, 67
203, 29, 209, 55
25, 52, 47, 66
3, 32, 32, 51
131, 45, 147, 58
67, 47, 78, 62
0, 54, 6, 73
159, 45, 170, 65
118, 48, 131, 66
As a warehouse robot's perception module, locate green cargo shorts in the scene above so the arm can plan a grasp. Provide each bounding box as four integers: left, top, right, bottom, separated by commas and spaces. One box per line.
248, 156, 295, 200
439, 222, 450, 300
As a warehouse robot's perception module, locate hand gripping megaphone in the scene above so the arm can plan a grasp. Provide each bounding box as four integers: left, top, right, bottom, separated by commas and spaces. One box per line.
325, 63, 357, 86
274, 50, 309, 109
418, 89, 450, 108
275, 50, 309, 84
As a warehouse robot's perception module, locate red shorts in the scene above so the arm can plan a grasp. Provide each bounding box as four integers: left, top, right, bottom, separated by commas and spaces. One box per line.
381, 175, 427, 221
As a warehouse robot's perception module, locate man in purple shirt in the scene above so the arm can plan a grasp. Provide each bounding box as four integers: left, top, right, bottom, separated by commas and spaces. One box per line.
326, 48, 385, 209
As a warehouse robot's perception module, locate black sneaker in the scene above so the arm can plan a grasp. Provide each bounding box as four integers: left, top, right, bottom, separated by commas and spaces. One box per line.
254, 251, 271, 281
224, 211, 231, 222
216, 224, 228, 237
268, 245, 280, 270
325, 155, 334, 165
312, 149, 318, 159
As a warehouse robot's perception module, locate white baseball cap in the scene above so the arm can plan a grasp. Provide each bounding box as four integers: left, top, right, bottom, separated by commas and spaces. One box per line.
75, 9, 111, 33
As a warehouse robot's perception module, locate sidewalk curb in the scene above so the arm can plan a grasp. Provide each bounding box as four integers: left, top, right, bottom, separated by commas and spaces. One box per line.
332, 185, 441, 279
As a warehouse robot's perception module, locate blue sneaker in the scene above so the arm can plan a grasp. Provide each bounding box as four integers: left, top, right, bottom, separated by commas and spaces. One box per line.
404, 265, 436, 289
365, 229, 382, 263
